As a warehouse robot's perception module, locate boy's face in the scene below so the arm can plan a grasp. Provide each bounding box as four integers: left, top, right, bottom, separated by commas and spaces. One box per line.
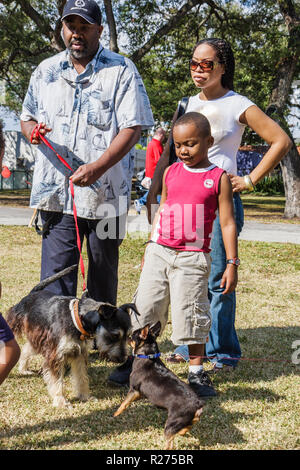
173, 123, 214, 168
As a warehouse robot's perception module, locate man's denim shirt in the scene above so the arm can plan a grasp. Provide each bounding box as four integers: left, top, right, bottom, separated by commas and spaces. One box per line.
21, 44, 154, 219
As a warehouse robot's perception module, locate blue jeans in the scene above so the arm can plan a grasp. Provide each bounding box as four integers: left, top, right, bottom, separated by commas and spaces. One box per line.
40, 211, 123, 304
206, 193, 244, 367
174, 193, 244, 367
138, 191, 149, 206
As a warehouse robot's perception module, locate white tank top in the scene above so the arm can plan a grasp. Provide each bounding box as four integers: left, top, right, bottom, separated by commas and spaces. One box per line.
186, 90, 255, 175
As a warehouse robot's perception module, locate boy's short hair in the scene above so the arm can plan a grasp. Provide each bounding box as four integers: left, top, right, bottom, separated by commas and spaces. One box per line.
174, 112, 211, 137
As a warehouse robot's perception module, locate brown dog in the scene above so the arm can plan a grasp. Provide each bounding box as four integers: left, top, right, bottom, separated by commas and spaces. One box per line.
114, 322, 205, 449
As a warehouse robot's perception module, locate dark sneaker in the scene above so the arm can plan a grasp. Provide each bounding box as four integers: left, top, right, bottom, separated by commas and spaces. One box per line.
188, 370, 217, 398
107, 356, 133, 387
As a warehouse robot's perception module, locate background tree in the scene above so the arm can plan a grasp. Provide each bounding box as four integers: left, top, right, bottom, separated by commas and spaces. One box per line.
0, 0, 299, 217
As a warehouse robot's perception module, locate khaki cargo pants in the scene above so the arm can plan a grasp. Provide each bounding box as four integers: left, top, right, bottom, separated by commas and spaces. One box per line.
131, 242, 212, 345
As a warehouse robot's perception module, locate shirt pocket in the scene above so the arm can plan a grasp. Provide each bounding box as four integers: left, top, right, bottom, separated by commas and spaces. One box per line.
87, 97, 113, 131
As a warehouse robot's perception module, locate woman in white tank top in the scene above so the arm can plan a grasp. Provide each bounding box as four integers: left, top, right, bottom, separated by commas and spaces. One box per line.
147, 38, 291, 373
108, 38, 292, 387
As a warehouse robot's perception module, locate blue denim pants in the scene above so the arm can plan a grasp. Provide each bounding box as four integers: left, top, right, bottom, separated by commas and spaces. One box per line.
174, 193, 244, 367
40, 211, 123, 304
206, 193, 244, 367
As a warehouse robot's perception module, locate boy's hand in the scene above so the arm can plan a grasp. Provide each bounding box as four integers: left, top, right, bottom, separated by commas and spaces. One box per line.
220, 265, 238, 295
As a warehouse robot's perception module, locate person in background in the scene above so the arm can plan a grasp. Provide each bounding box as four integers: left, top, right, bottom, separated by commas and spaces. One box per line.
134, 128, 166, 214
0, 123, 20, 386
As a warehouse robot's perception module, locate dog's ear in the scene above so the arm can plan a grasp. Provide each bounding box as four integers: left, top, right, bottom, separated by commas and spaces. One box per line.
150, 321, 161, 338
119, 303, 140, 317
98, 303, 118, 320
81, 310, 100, 333
81, 289, 90, 300
140, 325, 150, 340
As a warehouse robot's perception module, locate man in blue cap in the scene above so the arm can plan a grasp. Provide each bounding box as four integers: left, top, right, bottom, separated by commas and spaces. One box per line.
20, 0, 154, 304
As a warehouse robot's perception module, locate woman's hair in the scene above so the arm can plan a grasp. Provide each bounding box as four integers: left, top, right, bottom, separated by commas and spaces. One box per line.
193, 38, 235, 90
0, 120, 4, 153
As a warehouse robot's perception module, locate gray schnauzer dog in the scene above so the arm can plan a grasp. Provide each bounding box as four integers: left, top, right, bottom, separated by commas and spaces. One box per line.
6, 265, 138, 408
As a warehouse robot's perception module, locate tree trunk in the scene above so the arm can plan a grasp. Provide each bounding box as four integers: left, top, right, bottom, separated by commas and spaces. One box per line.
280, 145, 300, 218
104, 0, 119, 53
268, 0, 300, 218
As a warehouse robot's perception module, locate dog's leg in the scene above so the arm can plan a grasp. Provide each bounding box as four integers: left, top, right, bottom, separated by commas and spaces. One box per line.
177, 425, 192, 436
43, 362, 72, 408
164, 434, 175, 450
70, 354, 89, 402
114, 389, 141, 417
18, 341, 36, 375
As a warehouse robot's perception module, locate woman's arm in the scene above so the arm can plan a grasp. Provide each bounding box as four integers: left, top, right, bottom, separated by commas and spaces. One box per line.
218, 173, 238, 295
229, 105, 292, 192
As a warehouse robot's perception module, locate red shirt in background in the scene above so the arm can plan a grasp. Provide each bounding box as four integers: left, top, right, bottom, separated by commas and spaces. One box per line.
145, 138, 164, 179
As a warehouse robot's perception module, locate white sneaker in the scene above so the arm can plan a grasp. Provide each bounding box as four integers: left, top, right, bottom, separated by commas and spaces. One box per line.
134, 199, 141, 214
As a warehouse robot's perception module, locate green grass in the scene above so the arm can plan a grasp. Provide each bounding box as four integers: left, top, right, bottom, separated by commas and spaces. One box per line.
0, 227, 299, 450
241, 194, 300, 224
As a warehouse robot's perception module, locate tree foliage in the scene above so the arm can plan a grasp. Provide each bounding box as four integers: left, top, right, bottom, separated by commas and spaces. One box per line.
0, 0, 299, 216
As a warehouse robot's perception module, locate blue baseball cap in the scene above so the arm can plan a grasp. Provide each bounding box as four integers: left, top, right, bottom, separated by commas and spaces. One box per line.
61, 0, 102, 25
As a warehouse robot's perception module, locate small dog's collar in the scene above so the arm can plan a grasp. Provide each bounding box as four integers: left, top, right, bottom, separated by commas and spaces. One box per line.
69, 299, 94, 341
133, 353, 161, 359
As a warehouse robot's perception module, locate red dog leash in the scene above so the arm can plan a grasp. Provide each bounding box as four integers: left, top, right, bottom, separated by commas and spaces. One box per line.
31, 123, 86, 291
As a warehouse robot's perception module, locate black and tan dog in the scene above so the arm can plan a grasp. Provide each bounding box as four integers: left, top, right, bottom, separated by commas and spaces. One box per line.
114, 322, 205, 449
6, 265, 138, 408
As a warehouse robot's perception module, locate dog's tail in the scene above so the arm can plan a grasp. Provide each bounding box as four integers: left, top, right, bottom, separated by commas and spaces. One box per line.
30, 264, 78, 293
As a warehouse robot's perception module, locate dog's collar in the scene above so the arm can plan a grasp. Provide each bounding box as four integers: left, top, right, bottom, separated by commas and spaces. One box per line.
69, 299, 94, 341
133, 353, 161, 359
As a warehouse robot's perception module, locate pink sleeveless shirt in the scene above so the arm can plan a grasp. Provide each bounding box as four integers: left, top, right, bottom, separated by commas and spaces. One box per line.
152, 162, 225, 252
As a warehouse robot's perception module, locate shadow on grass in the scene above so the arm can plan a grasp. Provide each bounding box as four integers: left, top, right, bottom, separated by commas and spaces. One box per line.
2, 326, 298, 449
159, 325, 299, 383
0, 396, 248, 449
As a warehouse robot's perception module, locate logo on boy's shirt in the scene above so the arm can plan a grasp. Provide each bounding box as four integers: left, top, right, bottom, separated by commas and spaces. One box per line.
204, 179, 214, 189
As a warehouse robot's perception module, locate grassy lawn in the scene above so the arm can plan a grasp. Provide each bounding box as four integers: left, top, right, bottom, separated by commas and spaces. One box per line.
241, 194, 300, 224
0, 226, 299, 450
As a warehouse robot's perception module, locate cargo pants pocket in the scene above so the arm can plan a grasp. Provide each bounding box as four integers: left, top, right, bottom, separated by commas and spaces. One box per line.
193, 301, 211, 341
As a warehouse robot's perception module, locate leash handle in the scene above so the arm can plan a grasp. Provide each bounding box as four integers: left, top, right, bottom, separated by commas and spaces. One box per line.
30, 123, 86, 292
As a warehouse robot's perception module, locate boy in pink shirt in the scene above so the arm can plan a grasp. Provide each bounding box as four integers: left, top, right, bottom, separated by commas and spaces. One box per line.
131, 112, 238, 397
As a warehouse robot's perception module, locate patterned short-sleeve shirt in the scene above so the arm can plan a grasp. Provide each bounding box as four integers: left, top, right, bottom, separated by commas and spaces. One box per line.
21, 44, 154, 219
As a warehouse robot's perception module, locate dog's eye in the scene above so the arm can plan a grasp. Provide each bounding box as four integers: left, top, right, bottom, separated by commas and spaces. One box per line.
111, 333, 120, 341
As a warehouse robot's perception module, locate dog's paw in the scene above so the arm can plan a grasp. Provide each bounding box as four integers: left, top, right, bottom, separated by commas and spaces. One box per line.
76, 393, 90, 402
52, 396, 73, 409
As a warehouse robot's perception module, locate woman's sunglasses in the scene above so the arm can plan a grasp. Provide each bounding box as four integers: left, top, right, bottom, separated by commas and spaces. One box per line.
189, 59, 220, 72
